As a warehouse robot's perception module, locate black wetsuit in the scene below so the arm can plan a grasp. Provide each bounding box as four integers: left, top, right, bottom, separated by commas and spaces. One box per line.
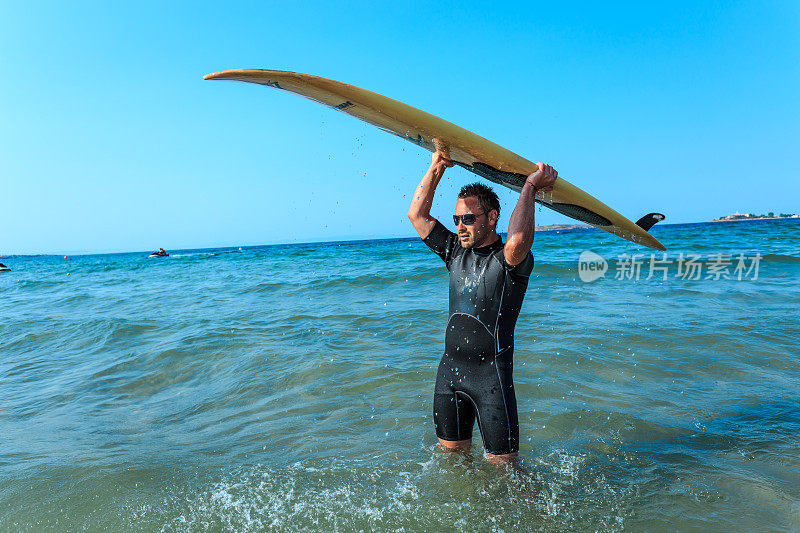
424, 220, 533, 454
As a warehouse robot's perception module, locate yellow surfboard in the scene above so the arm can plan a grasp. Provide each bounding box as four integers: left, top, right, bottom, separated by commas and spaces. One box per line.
204, 69, 666, 251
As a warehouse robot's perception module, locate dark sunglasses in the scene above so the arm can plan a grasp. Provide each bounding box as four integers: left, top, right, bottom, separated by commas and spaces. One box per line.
453, 212, 486, 226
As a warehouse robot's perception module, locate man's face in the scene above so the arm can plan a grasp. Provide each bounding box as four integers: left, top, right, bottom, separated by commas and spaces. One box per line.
454, 196, 495, 248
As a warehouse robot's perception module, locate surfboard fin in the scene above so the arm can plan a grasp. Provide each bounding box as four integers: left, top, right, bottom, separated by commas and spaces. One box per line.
635, 213, 666, 231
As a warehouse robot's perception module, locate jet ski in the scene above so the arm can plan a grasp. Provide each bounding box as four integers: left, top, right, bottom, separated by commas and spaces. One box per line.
0, 262, 10, 272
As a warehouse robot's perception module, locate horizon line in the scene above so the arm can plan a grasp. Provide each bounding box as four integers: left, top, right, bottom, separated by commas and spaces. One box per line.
4, 217, 798, 258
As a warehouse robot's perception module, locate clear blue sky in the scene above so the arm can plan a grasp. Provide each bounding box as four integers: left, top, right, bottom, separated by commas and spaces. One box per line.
2, 1, 798, 254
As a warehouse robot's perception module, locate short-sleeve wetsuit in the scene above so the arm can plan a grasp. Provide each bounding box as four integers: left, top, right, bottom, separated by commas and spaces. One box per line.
423, 220, 534, 454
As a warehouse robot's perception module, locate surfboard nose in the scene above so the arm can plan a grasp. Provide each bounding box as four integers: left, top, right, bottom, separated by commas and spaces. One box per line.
204, 70, 252, 81
204, 71, 229, 80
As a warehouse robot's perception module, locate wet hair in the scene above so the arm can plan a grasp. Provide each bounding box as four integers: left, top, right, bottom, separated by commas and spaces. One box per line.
458, 182, 500, 226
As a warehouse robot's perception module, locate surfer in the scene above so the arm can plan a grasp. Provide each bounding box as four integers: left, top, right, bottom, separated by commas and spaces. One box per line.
408, 152, 557, 464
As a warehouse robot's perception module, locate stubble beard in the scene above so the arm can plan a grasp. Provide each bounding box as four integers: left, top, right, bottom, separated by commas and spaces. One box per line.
459, 230, 477, 249
460, 225, 495, 249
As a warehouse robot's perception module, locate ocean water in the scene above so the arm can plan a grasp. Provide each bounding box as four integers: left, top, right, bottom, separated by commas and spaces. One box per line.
1, 218, 799, 532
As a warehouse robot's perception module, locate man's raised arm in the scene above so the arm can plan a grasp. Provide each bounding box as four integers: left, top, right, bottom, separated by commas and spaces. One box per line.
407, 152, 453, 239
504, 163, 558, 266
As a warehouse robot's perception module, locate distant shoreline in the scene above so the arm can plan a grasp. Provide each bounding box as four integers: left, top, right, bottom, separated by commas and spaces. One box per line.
535, 215, 798, 232
705, 215, 799, 223
534, 224, 591, 232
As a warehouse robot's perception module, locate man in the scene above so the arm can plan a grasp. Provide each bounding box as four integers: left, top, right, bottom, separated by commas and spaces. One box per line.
407, 152, 557, 463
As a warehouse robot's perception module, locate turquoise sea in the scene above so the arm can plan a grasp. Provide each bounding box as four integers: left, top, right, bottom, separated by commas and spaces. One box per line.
1, 218, 799, 532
